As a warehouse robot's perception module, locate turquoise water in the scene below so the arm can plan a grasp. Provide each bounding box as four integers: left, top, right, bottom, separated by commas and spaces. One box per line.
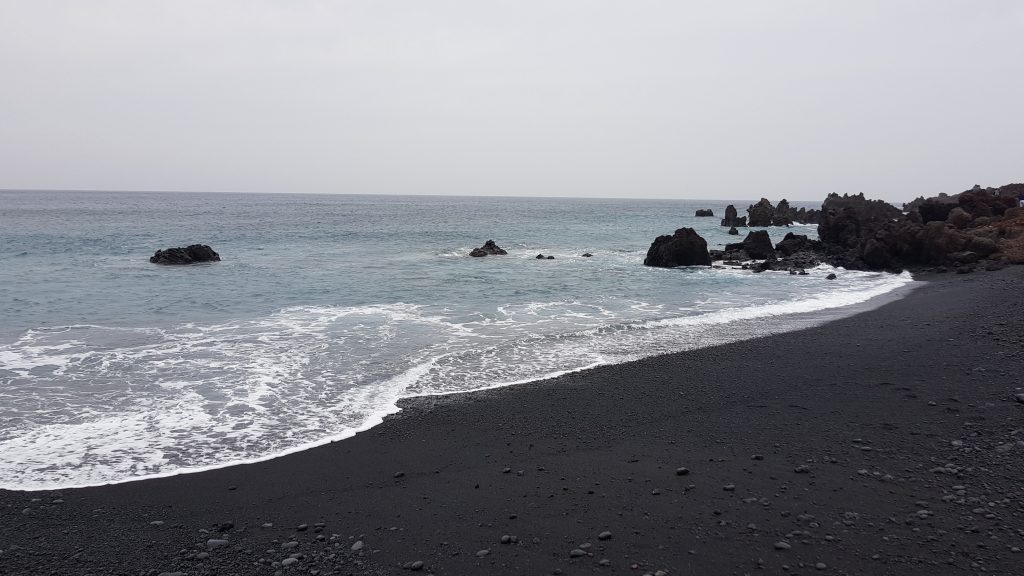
0, 191, 912, 490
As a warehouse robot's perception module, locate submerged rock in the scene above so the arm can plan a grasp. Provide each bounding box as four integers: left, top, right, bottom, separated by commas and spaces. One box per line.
644, 228, 712, 267
728, 226, 739, 235
150, 244, 220, 265
469, 240, 507, 257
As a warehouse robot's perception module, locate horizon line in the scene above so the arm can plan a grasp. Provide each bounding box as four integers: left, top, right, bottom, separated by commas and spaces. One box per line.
0, 187, 907, 205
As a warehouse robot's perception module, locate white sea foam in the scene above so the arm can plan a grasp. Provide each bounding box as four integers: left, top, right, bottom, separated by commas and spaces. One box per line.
0, 268, 916, 491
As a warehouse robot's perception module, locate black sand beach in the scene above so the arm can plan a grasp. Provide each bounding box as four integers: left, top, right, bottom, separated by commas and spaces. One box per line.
2, 266, 1023, 576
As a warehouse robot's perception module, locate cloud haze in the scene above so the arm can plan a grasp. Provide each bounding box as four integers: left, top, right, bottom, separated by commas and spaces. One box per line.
1, 0, 1021, 201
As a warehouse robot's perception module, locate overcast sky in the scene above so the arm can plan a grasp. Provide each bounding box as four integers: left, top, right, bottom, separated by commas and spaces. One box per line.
1, 1, 1021, 202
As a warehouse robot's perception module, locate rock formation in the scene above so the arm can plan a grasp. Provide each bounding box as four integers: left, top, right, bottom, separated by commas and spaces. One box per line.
469, 240, 507, 257
746, 199, 776, 227
725, 230, 775, 260
816, 188, 1024, 271
695, 209, 715, 217
643, 228, 712, 267
149, 245, 220, 265
720, 205, 747, 227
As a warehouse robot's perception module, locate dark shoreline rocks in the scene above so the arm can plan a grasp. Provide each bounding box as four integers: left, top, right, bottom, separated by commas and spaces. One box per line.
469, 240, 507, 257
149, 245, 220, 265
643, 227, 712, 267
720, 204, 747, 228
695, 209, 714, 217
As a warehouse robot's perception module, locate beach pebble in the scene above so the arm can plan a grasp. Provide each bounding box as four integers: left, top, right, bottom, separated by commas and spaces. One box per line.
751, 454, 764, 460
282, 541, 299, 549
149, 520, 165, 526
282, 557, 298, 566
794, 465, 811, 473
815, 562, 827, 570
157, 573, 185, 576
598, 531, 613, 540
675, 467, 690, 476
774, 541, 792, 550
599, 558, 611, 566
409, 560, 424, 570
351, 540, 364, 551
570, 548, 586, 557
476, 549, 490, 558
296, 523, 308, 531
723, 484, 736, 491
500, 535, 512, 544
206, 539, 229, 550
262, 522, 274, 528
394, 471, 405, 478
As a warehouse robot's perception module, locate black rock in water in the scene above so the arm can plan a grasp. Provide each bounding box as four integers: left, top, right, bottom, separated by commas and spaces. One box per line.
695, 209, 714, 217
728, 226, 739, 235
725, 230, 775, 260
775, 232, 809, 256
470, 240, 507, 257
720, 205, 747, 227
747, 198, 775, 227
149, 245, 220, 265
644, 228, 712, 267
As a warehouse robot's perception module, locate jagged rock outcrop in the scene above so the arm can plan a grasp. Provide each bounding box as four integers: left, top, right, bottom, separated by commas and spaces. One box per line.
815, 188, 1024, 271
643, 228, 712, 267
775, 233, 809, 256
741, 198, 821, 226
469, 240, 508, 257
720, 205, 747, 227
724, 230, 775, 260
149, 245, 220, 265
728, 226, 739, 235
695, 209, 714, 217
747, 199, 776, 227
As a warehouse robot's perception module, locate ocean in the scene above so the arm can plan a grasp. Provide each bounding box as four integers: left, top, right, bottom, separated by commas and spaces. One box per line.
0, 190, 913, 491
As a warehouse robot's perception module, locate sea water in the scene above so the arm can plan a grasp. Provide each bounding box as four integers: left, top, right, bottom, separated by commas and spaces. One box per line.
0, 191, 913, 490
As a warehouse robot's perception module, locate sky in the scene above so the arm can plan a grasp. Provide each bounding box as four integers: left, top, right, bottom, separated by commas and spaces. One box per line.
0, 1, 1021, 202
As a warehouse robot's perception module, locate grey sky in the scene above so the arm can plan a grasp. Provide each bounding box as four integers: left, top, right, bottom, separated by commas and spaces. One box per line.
1, 1, 1021, 202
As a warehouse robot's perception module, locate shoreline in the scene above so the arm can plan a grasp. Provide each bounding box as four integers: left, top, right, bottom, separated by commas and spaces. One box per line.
2, 268, 916, 493
2, 266, 1022, 575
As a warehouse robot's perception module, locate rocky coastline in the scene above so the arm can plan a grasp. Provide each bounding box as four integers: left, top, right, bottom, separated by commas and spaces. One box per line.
647, 184, 1024, 275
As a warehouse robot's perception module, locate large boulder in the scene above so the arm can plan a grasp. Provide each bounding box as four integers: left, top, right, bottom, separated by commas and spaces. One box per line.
720, 205, 747, 227
725, 230, 775, 260
644, 228, 712, 267
150, 244, 220, 265
818, 193, 903, 248
775, 232, 809, 256
746, 198, 775, 227
695, 209, 714, 217
772, 199, 794, 226
469, 240, 507, 257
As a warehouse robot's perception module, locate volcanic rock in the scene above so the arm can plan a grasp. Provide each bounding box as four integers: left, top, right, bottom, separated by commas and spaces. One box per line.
720, 205, 747, 227
644, 228, 712, 267
149, 244, 220, 265
725, 230, 775, 260
747, 198, 776, 227
695, 209, 714, 217
469, 240, 507, 257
